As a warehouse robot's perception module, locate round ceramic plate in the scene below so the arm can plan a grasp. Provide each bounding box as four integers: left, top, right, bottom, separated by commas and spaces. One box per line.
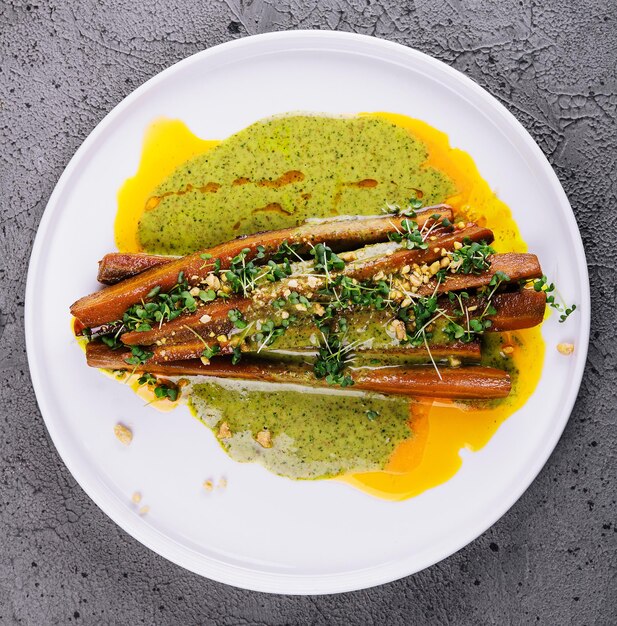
25, 31, 590, 594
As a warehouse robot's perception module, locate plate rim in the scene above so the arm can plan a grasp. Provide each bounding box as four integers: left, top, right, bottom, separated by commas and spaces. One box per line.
25, 29, 591, 594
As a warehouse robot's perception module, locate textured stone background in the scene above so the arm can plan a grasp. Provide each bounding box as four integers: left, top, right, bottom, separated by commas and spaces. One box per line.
1, 0, 616, 623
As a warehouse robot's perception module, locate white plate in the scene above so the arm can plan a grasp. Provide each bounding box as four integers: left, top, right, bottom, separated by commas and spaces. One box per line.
25, 31, 590, 594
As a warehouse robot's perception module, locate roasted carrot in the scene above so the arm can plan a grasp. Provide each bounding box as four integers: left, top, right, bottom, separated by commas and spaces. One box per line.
71, 207, 453, 327
418, 253, 542, 296
150, 338, 482, 364
98, 253, 177, 284
346, 224, 494, 281
86, 343, 510, 399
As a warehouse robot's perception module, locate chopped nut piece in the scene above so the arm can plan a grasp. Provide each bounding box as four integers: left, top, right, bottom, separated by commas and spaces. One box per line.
440, 256, 451, 268
199, 314, 212, 324
453, 241, 463, 250
429, 260, 441, 275
114, 423, 133, 446
312, 303, 325, 317
283, 288, 291, 297
131, 492, 142, 504
189, 286, 200, 296
200, 356, 211, 365
409, 275, 422, 287
217, 334, 228, 344
339, 251, 357, 262
256, 430, 273, 448
401, 297, 412, 308
280, 310, 290, 319
391, 319, 407, 341
287, 279, 299, 288
448, 356, 462, 367
217, 477, 227, 489
557, 342, 574, 355
203, 480, 214, 492
502, 345, 515, 355
295, 303, 307, 312
456, 221, 465, 230
401, 265, 411, 275
205, 274, 220, 290
218, 421, 232, 439
307, 275, 320, 289
138, 505, 150, 516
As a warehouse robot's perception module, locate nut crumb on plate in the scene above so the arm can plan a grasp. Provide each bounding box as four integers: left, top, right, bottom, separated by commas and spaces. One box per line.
114, 423, 132, 446
131, 491, 142, 504
557, 342, 574, 355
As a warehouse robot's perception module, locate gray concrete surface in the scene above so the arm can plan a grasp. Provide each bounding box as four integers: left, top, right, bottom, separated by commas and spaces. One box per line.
1, 0, 615, 623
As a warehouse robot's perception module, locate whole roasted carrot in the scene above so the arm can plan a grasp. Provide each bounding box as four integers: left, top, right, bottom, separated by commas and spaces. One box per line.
71, 207, 453, 327
150, 339, 482, 364
86, 343, 511, 399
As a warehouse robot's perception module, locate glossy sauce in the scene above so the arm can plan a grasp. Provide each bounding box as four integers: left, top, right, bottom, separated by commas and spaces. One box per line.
114, 113, 544, 500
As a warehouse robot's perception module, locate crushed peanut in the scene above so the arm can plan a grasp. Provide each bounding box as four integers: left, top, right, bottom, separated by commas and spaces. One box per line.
114, 423, 133, 446
218, 421, 232, 439
557, 342, 574, 355
391, 319, 407, 341
131, 492, 142, 504
453, 241, 463, 250
189, 286, 200, 296
199, 314, 212, 324
312, 303, 325, 316
307, 275, 320, 289
205, 274, 220, 290
502, 345, 515, 355
217, 477, 227, 489
256, 430, 273, 448
203, 480, 214, 491
138, 505, 150, 516
339, 251, 357, 262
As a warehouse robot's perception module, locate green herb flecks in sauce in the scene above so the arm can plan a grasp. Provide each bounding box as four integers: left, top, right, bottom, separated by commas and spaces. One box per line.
190, 382, 412, 480
138, 116, 455, 254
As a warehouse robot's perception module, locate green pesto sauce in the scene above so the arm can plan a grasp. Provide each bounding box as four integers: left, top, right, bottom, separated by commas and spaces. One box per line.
138, 115, 455, 254
189, 382, 412, 480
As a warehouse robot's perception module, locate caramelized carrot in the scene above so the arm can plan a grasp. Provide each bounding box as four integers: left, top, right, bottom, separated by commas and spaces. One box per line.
149, 339, 482, 364
71, 207, 453, 326
98, 253, 177, 284
418, 253, 542, 296
346, 224, 494, 281
86, 343, 510, 399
